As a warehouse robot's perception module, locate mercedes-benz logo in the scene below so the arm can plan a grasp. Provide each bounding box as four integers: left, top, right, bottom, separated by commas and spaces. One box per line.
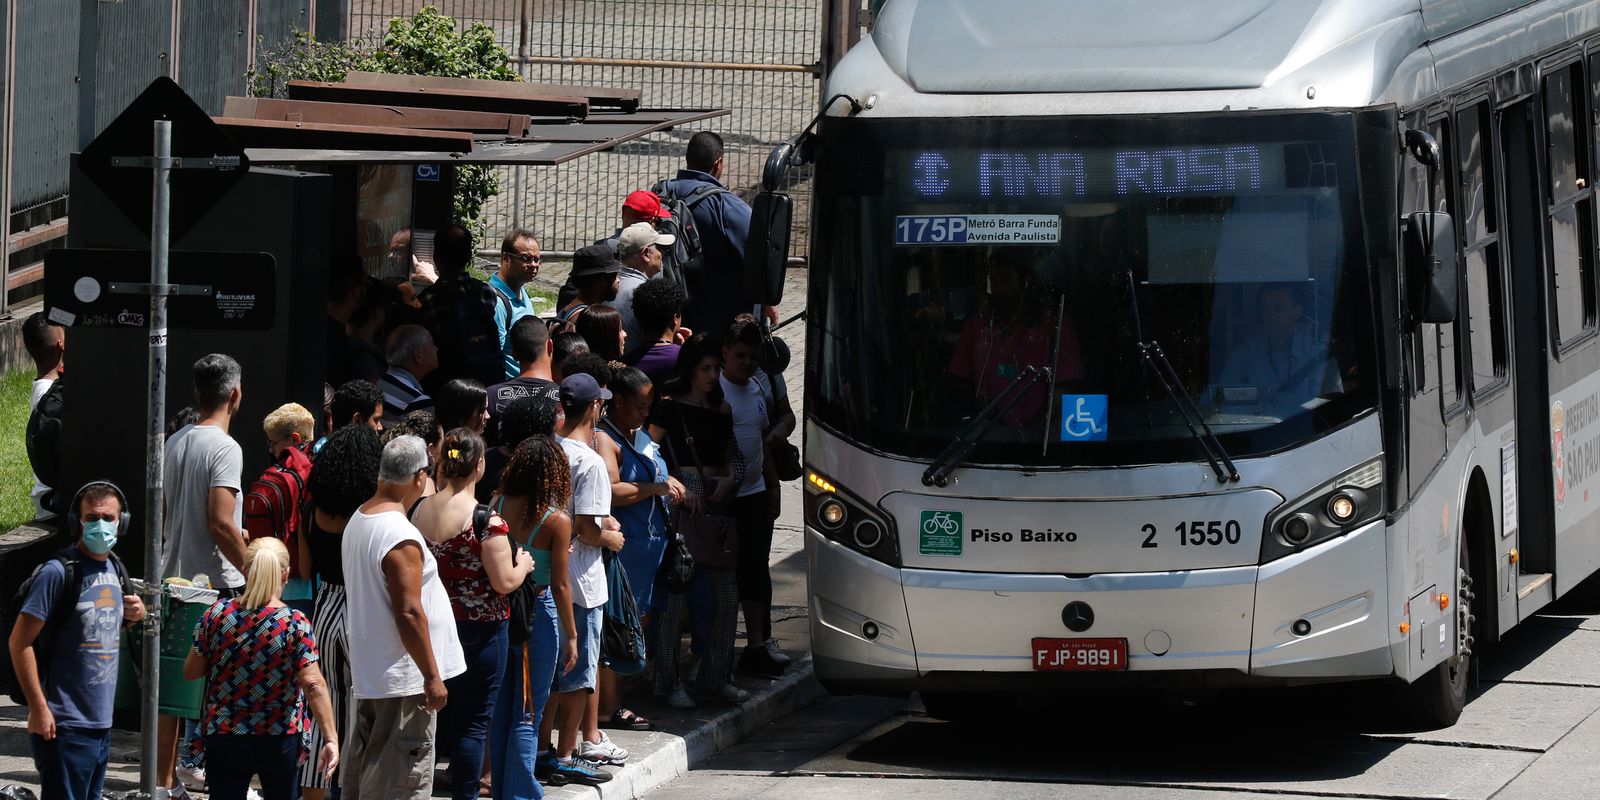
1062, 602, 1094, 632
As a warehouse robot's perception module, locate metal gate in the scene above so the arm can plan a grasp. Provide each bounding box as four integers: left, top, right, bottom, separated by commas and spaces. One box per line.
348, 0, 827, 257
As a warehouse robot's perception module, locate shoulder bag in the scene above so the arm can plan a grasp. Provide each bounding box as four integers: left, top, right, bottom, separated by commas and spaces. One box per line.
664, 401, 740, 570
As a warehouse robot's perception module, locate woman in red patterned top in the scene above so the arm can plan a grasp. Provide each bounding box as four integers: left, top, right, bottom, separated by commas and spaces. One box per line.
184, 536, 340, 800
413, 428, 533, 800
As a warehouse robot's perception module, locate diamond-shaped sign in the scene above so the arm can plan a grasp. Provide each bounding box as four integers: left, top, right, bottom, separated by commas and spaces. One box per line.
78, 77, 249, 241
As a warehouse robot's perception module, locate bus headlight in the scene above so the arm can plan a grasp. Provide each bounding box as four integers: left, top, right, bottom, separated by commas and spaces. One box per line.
805, 469, 900, 566
1261, 458, 1384, 563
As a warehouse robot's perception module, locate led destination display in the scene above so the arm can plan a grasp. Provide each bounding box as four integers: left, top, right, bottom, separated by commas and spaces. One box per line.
903, 142, 1322, 201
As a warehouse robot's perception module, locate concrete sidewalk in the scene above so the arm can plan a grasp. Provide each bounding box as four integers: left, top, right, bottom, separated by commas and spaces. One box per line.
0, 268, 820, 798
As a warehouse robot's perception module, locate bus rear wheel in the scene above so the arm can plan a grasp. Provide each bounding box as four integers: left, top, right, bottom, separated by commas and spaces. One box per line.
1402, 533, 1475, 728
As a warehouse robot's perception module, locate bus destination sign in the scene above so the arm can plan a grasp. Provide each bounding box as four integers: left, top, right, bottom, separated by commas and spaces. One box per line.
903, 143, 1295, 201
894, 214, 1060, 246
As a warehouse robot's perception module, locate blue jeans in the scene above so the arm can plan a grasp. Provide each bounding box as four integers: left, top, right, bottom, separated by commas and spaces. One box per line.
31, 726, 111, 800
490, 591, 557, 800
443, 619, 509, 800
206, 733, 299, 800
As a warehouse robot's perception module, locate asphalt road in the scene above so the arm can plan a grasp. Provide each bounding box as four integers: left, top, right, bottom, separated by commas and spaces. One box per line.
638, 586, 1600, 800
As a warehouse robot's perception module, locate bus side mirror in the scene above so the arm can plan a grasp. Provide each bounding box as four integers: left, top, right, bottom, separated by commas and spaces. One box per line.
1404, 211, 1459, 324
745, 190, 792, 306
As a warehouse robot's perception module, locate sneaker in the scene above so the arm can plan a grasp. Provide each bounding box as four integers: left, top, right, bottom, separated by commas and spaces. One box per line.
764, 638, 792, 667
156, 786, 190, 800
552, 756, 613, 786
247, 790, 264, 800
715, 682, 750, 702
579, 731, 629, 764
176, 764, 207, 791
535, 751, 560, 784
662, 681, 696, 709
739, 644, 787, 679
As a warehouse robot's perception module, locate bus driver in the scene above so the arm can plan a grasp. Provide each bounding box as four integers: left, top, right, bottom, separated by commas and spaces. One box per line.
1215, 284, 1342, 413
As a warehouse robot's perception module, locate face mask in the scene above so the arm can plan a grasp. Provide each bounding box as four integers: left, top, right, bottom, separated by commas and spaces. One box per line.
82, 519, 118, 555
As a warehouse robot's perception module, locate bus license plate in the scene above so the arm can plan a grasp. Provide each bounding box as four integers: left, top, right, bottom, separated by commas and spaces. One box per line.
1031, 638, 1129, 671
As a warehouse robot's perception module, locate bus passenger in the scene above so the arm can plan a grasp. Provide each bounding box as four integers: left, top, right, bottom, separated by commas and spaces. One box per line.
947, 256, 1083, 425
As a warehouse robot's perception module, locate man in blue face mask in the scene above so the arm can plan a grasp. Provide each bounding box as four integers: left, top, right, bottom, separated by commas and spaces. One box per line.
8, 481, 145, 800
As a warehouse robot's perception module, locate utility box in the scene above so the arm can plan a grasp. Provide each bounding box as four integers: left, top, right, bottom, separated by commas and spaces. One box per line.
49, 162, 332, 575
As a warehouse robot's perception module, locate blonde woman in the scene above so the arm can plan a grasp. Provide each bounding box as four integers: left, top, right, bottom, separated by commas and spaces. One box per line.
185, 537, 340, 800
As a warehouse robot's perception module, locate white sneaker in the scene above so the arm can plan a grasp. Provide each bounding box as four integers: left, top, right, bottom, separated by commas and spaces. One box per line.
176, 764, 207, 791
578, 730, 629, 765
716, 682, 750, 702
765, 638, 792, 666
156, 785, 190, 800
247, 790, 263, 800
664, 682, 695, 709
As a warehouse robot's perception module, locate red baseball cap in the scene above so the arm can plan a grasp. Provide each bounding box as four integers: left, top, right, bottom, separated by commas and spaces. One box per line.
622, 190, 671, 220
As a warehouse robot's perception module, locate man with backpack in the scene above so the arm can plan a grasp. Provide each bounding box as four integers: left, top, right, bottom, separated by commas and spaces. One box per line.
418, 224, 503, 390
657, 131, 758, 337
244, 403, 316, 614
6, 480, 145, 800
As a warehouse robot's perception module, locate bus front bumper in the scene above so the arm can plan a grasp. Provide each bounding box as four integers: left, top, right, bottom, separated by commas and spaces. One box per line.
808, 520, 1393, 695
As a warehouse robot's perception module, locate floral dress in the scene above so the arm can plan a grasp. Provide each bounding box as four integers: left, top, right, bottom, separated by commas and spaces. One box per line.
428, 511, 513, 621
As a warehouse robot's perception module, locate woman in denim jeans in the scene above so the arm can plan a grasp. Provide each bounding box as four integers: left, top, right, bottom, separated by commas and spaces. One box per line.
489, 432, 578, 798
413, 429, 533, 800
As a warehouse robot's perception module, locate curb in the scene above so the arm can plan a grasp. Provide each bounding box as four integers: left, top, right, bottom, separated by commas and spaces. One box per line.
548, 653, 823, 800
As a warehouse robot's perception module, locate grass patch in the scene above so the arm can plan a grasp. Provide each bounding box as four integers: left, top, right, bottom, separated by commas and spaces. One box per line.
0, 369, 37, 532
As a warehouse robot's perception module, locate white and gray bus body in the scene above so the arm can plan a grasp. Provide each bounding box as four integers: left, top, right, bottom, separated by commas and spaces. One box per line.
795, 0, 1600, 724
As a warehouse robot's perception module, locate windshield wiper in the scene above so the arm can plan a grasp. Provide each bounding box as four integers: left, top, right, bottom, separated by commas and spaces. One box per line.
922, 365, 1052, 488
1124, 270, 1240, 483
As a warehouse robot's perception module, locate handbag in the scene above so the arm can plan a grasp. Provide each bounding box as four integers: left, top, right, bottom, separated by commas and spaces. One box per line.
665, 401, 740, 571
599, 419, 696, 593
758, 373, 803, 482
506, 503, 553, 646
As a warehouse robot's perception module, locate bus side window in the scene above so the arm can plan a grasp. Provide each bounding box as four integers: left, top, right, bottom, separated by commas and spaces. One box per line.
1457, 99, 1509, 396
1543, 60, 1598, 347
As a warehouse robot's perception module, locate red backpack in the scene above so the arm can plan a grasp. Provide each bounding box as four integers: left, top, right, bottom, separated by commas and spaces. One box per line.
244, 446, 312, 561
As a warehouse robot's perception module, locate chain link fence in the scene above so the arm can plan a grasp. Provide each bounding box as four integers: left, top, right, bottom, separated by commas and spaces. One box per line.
349, 0, 823, 258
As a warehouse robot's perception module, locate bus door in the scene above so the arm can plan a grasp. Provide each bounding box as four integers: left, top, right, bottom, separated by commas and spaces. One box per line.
1499, 94, 1557, 615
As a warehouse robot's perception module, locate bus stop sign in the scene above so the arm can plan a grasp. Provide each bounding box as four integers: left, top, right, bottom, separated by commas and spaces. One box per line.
78, 77, 249, 240
43, 249, 276, 330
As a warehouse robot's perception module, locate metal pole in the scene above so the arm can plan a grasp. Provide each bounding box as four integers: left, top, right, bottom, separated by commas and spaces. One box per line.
76, 0, 98, 149
0, 0, 18, 320
140, 119, 173, 800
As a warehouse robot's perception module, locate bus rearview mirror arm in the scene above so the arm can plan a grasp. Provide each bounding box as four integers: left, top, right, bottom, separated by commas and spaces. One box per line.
746, 94, 862, 306
1402, 129, 1459, 325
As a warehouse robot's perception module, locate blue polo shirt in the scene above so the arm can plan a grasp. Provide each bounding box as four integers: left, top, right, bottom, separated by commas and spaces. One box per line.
490, 273, 534, 381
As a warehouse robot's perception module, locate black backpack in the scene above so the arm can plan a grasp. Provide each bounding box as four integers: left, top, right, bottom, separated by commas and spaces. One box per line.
650, 181, 730, 283
25, 378, 63, 517
428, 280, 505, 387
0, 547, 132, 705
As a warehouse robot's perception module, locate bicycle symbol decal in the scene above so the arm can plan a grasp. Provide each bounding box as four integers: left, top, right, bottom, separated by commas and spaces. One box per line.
1059, 394, 1109, 442
919, 510, 963, 557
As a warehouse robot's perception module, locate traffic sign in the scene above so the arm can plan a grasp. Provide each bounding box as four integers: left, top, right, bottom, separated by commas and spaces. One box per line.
78, 77, 249, 240
44, 249, 276, 330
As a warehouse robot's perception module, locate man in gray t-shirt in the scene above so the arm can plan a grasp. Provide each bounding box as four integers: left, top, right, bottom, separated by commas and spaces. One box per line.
160, 353, 247, 591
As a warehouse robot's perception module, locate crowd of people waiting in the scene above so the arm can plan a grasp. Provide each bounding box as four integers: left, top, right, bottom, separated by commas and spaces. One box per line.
8, 131, 804, 800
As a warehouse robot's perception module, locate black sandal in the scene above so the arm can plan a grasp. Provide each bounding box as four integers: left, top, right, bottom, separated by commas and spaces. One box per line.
602, 707, 652, 731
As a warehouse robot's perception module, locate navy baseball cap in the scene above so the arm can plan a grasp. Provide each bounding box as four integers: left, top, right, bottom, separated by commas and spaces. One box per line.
560, 373, 612, 405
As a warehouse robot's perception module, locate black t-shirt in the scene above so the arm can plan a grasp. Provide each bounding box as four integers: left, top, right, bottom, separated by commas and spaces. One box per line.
486, 376, 559, 445
306, 520, 345, 586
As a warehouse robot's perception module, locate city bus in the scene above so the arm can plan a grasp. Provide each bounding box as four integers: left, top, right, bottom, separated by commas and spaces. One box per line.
745, 0, 1600, 725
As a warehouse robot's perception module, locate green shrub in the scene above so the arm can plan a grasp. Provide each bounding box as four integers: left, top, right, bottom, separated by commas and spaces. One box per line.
247, 6, 518, 234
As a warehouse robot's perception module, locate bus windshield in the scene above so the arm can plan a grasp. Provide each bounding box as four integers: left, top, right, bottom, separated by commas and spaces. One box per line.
806, 111, 1380, 467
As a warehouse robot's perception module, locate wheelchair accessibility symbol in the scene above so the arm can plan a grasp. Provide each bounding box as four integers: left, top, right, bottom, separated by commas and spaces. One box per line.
1060, 394, 1108, 442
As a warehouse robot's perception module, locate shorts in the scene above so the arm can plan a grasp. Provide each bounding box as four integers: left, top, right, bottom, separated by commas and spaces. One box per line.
554, 603, 603, 694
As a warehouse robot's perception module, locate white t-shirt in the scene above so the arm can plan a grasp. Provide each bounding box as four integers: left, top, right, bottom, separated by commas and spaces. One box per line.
29, 377, 55, 520
560, 436, 611, 609
341, 508, 467, 700
721, 371, 773, 497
